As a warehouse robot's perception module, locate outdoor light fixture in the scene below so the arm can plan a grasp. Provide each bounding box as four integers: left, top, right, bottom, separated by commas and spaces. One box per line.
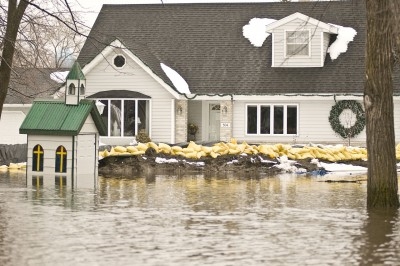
222, 105, 228, 114
95, 100, 106, 115
177, 104, 183, 115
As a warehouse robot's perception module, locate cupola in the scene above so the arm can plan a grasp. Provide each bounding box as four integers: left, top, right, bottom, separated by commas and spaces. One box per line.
65, 61, 86, 105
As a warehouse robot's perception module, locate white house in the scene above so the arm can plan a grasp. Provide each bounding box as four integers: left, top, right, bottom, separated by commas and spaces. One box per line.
5, 1, 400, 148
19, 62, 106, 188
70, 0, 400, 147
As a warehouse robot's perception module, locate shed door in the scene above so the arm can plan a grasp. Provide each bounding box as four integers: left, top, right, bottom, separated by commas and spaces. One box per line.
76, 134, 96, 176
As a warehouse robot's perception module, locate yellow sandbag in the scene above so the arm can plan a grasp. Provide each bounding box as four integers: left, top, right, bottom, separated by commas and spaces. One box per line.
210, 151, 219, 158
185, 152, 198, 159
227, 143, 237, 150
8, 163, 19, 169
189, 142, 202, 152
212, 146, 224, 154
175, 151, 186, 157
102, 149, 110, 157
230, 138, 237, 144
183, 147, 194, 153
228, 148, 241, 155
114, 146, 127, 153
147, 142, 159, 152
137, 143, 148, 151
0, 165, 8, 171
158, 143, 172, 154
201, 146, 213, 154
126, 146, 138, 153
172, 146, 183, 153
197, 151, 206, 159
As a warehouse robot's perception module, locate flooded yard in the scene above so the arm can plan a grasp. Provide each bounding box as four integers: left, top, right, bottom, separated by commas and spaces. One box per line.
0, 170, 399, 265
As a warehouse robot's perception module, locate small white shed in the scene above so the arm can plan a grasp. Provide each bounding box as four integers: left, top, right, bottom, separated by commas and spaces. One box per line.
19, 62, 106, 189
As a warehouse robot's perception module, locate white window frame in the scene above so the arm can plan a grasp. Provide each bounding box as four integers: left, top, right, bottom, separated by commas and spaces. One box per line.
284, 30, 310, 58
245, 103, 299, 136
112, 54, 126, 69
97, 98, 150, 137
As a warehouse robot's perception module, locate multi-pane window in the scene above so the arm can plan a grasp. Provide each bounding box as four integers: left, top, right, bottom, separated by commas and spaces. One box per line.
246, 104, 298, 135
98, 99, 150, 137
286, 31, 309, 56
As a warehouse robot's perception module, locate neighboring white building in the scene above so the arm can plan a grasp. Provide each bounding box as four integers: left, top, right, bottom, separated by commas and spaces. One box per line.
19, 62, 106, 189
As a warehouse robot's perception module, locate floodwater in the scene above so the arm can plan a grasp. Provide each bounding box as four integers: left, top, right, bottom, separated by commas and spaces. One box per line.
0, 170, 400, 266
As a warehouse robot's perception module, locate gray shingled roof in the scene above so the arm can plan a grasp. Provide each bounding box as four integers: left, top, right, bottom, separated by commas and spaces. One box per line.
77, 1, 400, 95
6, 68, 67, 104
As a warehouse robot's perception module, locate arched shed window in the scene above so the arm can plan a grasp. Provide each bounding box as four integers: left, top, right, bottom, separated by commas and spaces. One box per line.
32, 144, 44, 172
55, 146, 67, 173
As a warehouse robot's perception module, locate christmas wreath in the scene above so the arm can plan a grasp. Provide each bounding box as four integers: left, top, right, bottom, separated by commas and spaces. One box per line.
328, 100, 365, 139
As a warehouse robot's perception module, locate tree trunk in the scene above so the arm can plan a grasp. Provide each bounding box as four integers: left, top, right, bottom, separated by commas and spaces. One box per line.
365, 0, 399, 208
0, 0, 29, 119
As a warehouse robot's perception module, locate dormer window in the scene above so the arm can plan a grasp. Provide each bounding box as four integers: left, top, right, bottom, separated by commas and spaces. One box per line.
80, 84, 85, 95
68, 83, 76, 95
286, 30, 309, 57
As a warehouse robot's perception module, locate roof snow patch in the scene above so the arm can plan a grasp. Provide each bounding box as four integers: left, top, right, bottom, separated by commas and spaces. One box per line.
50, 71, 69, 83
242, 18, 277, 47
160, 63, 191, 94
328, 26, 357, 60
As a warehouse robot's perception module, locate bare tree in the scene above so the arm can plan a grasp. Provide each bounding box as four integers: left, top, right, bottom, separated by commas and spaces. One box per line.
0, 0, 86, 118
364, 0, 399, 208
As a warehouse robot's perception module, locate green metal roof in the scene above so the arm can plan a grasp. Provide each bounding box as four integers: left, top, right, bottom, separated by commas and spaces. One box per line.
19, 99, 107, 136
66, 61, 85, 80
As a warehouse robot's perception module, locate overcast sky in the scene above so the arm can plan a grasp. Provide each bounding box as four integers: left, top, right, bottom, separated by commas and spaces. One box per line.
74, 0, 287, 27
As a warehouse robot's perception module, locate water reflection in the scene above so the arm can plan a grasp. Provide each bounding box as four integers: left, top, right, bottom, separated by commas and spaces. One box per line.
0, 171, 399, 265
360, 209, 400, 265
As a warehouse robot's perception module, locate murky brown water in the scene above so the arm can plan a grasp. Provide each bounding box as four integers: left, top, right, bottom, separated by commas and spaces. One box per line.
0, 170, 400, 265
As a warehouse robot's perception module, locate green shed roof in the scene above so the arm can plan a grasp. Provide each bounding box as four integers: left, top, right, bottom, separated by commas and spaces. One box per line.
19, 99, 106, 136
66, 61, 85, 80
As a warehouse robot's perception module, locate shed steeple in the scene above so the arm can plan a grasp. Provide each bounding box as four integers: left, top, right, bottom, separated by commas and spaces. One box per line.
65, 61, 86, 105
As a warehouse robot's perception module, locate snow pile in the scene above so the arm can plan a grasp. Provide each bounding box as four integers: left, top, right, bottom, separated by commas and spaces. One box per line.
160, 63, 191, 94
242, 18, 276, 47
50, 71, 69, 83
327, 26, 357, 60
274, 155, 306, 173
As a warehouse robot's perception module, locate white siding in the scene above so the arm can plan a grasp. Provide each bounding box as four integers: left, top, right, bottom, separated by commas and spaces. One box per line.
80, 115, 98, 134
75, 134, 97, 188
271, 18, 325, 67
232, 98, 368, 145
27, 135, 73, 176
0, 111, 26, 144
85, 48, 175, 144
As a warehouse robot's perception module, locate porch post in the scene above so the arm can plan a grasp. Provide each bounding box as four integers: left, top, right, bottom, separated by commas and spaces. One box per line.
175, 100, 187, 143
220, 100, 233, 142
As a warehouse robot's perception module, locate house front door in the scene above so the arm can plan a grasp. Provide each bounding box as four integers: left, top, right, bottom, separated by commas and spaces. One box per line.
209, 104, 220, 141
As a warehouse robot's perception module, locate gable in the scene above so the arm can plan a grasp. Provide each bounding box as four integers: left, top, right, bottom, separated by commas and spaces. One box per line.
265, 12, 338, 34
81, 39, 181, 99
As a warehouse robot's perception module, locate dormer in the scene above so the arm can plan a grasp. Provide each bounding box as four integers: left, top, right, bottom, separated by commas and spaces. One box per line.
265, 12, 339, 68
65, 61, 86, 105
